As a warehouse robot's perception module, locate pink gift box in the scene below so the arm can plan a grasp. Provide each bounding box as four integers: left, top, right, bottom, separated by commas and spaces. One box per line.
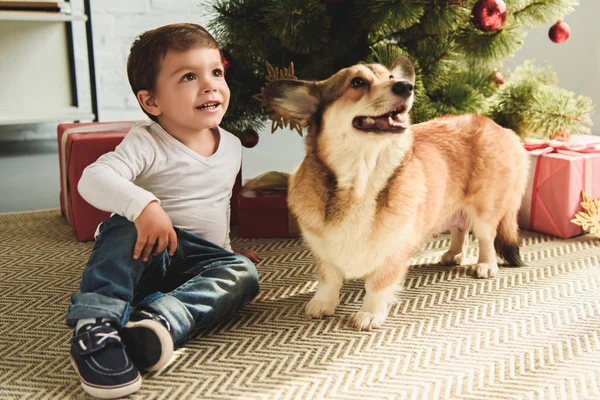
519, 135, 600, 239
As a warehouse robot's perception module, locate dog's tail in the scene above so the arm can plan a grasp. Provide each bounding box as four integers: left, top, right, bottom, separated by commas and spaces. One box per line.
495, 212, 526, 266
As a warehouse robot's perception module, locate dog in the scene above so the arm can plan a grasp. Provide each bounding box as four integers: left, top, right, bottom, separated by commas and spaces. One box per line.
263, 57, 530, 331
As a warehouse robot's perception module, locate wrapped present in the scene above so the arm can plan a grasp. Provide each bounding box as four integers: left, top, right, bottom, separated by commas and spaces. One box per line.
519, 135, 600, 239
238, 172, 300, 238
58, 121, 134, 241
58, 121, 243, 242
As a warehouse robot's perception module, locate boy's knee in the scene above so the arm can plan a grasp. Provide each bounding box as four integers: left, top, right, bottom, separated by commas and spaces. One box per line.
99, 215, 137, 241
232, 254, 259, 297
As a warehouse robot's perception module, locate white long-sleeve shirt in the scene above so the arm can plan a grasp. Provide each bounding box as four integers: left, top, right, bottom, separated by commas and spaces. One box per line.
78, 121, 241, 251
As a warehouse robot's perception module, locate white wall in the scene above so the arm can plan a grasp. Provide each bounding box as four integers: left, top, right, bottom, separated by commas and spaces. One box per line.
1, 1, 598, 179
87, 0, 214, 121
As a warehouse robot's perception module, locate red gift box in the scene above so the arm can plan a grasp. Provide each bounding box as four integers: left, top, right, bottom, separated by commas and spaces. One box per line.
58, 121, 243, 242
58, 121, 134, 241
238, 190, 300, 238
519, 135, 600, 239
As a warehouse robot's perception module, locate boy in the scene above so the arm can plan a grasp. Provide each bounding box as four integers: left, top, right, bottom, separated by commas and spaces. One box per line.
67, 23, 260, 399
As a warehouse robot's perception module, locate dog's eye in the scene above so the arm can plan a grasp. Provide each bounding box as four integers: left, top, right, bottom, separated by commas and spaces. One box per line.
350, 77, 365, 88
389, 75, 394, 80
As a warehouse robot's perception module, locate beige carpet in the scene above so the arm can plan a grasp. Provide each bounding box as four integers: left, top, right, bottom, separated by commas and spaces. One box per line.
0, 209, 599, 400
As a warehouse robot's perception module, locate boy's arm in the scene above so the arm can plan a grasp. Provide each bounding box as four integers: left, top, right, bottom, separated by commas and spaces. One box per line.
78, 128, 159, 222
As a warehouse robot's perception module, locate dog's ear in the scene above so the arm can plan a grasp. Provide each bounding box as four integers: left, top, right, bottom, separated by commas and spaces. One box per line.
264, 80, 320, 126
390, 57, 415, 84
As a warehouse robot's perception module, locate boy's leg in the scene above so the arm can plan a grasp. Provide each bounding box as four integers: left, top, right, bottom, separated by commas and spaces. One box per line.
66, 215, 168, 328
67, 215, 167, 398
133, 228, 259, 347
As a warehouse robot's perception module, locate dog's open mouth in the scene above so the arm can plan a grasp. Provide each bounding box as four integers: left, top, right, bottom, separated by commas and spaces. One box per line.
352, 105, 407, 132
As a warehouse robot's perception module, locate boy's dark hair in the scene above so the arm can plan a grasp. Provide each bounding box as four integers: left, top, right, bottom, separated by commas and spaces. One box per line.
127, 23, 221, 122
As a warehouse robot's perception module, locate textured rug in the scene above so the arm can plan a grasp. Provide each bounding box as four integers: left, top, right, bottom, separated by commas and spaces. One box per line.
0, 209, 599, 400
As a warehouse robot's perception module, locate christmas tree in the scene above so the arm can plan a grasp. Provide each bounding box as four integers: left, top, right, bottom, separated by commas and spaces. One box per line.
207, 0, 593, 140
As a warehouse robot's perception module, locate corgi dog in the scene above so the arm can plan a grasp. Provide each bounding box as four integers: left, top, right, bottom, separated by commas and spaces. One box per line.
263, 57, 529, 331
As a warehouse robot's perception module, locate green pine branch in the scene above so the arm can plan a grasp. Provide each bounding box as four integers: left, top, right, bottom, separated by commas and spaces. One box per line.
511, 0, 578, 28
492, 61, 594, 138
455, 25, 526, 65
355, 0, 425, 36
419, 2, 469, 36
262, 0, 330, 54
207, 0, 271, 52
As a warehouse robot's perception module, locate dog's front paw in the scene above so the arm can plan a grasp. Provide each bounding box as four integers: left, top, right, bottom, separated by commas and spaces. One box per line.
473, 263, 499, 278
306, 298, 337, 319
352, 311, 387, 331
440, 250, 464, 265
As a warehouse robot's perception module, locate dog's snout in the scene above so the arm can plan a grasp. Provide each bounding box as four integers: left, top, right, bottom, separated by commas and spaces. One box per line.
392, 81, 414, 98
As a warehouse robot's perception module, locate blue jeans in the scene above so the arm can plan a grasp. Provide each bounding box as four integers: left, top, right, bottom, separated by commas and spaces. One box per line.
66, 215, 259, 346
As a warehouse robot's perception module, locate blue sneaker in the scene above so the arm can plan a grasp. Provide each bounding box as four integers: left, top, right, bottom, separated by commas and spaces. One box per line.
70, 319, 141, 399
121, 310, 174, 371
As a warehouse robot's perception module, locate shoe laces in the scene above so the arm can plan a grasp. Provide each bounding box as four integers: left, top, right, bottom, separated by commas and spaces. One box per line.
138, 310, 171, 332
78, 322, 121, 351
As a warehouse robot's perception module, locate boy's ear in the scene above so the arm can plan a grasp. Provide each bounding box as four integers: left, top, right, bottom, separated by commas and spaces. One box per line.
263, 80, 319, 126
136, 90, 162, 117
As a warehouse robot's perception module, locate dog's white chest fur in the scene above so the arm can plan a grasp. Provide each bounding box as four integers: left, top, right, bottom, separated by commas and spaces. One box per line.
302, 138, 410, 279
304, 201, 385, 279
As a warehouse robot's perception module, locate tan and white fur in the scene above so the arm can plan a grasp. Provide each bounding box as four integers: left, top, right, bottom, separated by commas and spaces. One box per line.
263, 57, 529, 331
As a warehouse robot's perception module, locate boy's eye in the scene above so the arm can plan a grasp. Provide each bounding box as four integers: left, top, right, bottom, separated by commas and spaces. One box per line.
181, 73, 196, 82
212, 69, 224, 77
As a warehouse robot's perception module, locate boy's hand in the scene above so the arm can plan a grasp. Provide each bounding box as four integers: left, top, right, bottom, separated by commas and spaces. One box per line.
236, 249, 261, 263
133, 201, 177, 261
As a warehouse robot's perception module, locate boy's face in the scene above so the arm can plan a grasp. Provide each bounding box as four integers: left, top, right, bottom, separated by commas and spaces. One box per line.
140, 47, 230, 136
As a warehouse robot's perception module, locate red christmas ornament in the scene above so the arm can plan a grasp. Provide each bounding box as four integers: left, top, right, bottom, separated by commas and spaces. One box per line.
494, 71, 504, 85
471, 0, 507, 32
241, 129, 259, 148
220, 50, 231, 74
549, 21, 570, 43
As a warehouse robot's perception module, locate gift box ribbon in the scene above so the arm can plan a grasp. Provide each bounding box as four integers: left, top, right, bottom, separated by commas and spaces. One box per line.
520, 135, 600, 231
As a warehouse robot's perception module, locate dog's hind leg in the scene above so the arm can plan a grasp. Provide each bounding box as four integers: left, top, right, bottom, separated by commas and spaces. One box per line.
495, 211, 525, 267
353, 256, 408, 331
472, 217, 500, 278
440, 227, 469, 265
306, 260, 344, 319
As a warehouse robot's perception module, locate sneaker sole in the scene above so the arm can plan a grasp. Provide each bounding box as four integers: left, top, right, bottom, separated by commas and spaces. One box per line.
122, 319, 174, 371
70, 357, 142, 399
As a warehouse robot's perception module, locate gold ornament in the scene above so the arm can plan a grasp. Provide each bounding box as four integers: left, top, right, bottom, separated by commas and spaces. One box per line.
253, 62, 304, 136
549, 126, 570, 142
571, 191, 600, 238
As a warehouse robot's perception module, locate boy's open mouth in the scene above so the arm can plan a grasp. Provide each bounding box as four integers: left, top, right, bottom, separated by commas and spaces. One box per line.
352, 104, 407, 132
196, 102, 220, 110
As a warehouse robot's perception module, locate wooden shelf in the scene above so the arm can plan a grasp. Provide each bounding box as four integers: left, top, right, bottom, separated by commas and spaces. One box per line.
0, 0, 98, 130
0, 108, 95, 125
0, 10, 86, 21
